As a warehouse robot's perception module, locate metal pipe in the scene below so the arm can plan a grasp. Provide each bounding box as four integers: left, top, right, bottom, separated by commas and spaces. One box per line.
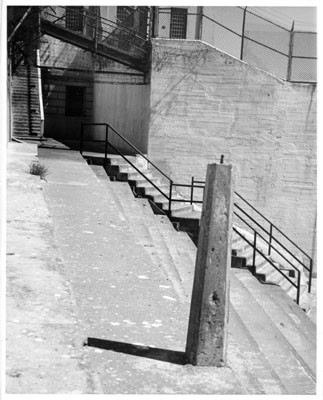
190, 176, 194, 204
308, 259, 313, 293
253, 231, 257, 268
168, 181, 173, 217
296, 270, 301, 305
268, 223, 273, 256
8, 6, 33, 43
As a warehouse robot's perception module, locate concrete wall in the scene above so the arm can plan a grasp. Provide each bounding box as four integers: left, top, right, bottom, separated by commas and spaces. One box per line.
148, 39, 317, 268
40, 23, 150, 151
93, 73, 150, 153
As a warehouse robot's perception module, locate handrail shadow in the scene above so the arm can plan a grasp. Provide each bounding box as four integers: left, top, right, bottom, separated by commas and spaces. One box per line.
84, 337, 188, 365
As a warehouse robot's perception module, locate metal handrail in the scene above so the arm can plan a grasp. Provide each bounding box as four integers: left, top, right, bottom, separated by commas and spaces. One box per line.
234, 210, 302, 275
233, 226, 301, 304
79, 123, 312, 297
108, 124, 172, 183
191, 176, 313, 293
234, 203, 308, 272
80, 122, 173, 214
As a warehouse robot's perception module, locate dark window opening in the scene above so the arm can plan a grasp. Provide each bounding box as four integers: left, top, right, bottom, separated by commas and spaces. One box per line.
66, 6, 84, 32
65, 86, 85, 116
170, 8, 187, 39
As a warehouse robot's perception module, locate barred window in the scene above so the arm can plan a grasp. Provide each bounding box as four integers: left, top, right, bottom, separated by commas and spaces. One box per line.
170, 8, 187, 39
65, 86, 85, 116
66, 6, 84, 32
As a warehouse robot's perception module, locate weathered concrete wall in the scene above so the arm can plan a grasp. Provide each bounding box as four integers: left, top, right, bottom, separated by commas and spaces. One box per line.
148, 39, 317, 268
93, 73, 150, 153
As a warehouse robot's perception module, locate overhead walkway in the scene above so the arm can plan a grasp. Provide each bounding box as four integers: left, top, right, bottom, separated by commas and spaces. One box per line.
40, 6, 150, 73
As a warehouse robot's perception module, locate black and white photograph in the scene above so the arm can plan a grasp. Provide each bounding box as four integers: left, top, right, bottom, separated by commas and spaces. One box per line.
0, 1, 320, 397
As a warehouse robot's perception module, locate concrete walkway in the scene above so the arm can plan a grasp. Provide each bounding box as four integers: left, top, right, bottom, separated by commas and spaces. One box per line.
6, 144, 244, 394
6, 143, 316, 395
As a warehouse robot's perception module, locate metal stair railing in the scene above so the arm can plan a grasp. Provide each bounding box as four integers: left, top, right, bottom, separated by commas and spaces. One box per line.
190, 177, 313, 297
80, 123, 174, 215
41, 6, 148, 59
79, 122, 313, 303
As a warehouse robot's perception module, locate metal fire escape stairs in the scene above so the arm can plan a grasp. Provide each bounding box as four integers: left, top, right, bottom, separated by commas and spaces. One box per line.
39, 6, 151, 73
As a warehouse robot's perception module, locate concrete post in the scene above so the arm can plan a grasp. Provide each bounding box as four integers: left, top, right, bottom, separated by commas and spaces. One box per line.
185, 163, 233, 366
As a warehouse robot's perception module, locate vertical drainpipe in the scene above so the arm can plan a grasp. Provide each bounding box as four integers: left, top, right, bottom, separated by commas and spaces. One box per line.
195, 6, 203, 40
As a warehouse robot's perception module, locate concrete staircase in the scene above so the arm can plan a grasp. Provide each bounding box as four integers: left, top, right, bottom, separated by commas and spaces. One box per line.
89, 162, 316, 394
11, 61, 41, 138
85, 153, 316, 315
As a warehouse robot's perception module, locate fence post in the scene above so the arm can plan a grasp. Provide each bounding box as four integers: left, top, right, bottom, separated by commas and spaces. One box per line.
151, 6, 159, 38
185, 163, 233, 366
190, 176, 194, 204
240, 6, 247, 60
195, 6, 203, 40
287, 21, 295, 81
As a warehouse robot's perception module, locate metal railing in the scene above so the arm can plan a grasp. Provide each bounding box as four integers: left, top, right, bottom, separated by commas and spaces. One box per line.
80, 123, 173, 215
79, 123, 313, 303
41, 6, 149, 59
189, 176, 313, 300
152, 6, 317, 83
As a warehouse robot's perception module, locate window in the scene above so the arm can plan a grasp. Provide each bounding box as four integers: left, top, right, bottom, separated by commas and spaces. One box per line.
66, 6, 84, 32
170, 8, 187, 39
65, 86, 85, 116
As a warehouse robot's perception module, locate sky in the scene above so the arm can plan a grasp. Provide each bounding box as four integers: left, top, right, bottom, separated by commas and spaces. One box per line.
249, 6, 317, 31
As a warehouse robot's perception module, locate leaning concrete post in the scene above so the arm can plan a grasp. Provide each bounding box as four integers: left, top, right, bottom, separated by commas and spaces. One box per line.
185, 163, 233, 366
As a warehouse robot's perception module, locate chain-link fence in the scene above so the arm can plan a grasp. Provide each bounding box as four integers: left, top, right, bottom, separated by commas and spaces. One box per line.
152, 6, 317, 83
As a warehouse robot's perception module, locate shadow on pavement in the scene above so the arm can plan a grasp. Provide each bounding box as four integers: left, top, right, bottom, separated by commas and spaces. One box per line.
85, 337, 188, 365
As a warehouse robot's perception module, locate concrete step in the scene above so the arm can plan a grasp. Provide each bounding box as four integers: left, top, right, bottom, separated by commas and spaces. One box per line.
233, 269, 316, 379
156, 219, 195, 296
90, 166, 161, 270
146, 224, 188, 303
230, 272, 315, 394
228, 306, 288, 394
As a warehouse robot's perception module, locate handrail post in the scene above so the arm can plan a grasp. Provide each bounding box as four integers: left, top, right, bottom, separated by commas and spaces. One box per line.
168, 180, 173, 217
104, 124, 109, 167
190, 176, 194, 204
296, 270, 301, 305
253, 231, 257, 268
80, 123, 84, 155
308, 258, 313, 293
268, 223, 273, 256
